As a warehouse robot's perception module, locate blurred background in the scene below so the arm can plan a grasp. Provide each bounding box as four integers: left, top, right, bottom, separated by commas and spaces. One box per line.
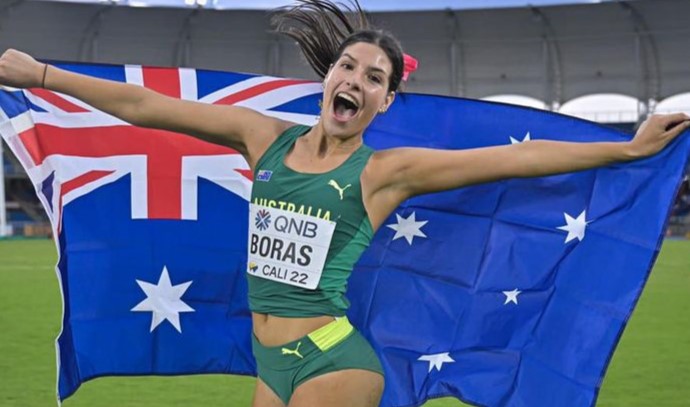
1, 0, 689, 238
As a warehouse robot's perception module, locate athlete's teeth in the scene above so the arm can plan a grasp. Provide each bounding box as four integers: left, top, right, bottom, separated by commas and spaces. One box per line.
337, 93, 358, 108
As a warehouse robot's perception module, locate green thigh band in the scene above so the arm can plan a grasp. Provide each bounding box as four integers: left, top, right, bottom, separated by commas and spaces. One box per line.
252, 317, 384, 405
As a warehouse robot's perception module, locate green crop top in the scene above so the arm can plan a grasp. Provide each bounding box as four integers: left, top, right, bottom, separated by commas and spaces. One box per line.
247, 124, 375, 317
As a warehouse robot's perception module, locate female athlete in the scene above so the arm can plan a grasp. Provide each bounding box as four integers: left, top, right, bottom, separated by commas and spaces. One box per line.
0, 1, 688, 406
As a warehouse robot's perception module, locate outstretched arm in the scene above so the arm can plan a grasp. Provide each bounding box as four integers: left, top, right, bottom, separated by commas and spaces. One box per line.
0, 49, 291, 168
363, 113, 690, 230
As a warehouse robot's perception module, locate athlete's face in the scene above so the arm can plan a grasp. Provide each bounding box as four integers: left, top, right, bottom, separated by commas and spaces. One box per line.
320, 42, 396, 139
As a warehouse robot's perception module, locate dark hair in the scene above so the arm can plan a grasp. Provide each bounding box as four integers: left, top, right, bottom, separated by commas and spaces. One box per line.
271, 0, 404, 92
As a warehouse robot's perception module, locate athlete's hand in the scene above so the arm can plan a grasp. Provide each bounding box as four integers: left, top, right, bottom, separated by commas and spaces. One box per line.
0, 49, 46, 89
627, 113, 690, 159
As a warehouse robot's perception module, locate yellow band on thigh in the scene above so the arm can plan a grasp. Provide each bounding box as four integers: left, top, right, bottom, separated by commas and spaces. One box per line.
307, 317, 354, 352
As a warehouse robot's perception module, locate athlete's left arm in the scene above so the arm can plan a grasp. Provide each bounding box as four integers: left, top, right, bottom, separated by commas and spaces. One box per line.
362, 113, 690, 229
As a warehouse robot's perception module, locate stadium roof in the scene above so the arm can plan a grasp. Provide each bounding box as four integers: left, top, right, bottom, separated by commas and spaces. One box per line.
35, 0, 623, 11
5, 0, 687, 121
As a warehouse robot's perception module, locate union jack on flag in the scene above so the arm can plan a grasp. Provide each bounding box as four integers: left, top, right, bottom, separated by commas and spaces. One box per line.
1, 64, 322, 227
1, 62, 689, 407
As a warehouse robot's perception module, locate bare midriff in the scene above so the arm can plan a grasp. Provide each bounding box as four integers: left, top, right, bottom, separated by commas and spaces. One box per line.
252, 312, 336, 347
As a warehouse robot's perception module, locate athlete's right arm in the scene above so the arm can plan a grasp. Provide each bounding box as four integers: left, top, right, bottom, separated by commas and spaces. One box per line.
0, 49, 291, 168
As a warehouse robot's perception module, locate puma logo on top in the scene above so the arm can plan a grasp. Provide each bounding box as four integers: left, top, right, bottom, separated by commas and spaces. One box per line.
328, 180, 352, 200
281, 341, 304, 359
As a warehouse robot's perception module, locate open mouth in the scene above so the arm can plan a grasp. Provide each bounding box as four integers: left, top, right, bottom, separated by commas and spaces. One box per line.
332, 92, 360, 122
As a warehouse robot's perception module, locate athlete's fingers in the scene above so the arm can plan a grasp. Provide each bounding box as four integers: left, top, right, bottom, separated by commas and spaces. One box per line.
659, 113, 690, 130
0, 48, 44, 88
664, 119, 690, 139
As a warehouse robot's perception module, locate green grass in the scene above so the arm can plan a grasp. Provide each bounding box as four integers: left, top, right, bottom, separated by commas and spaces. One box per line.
0, 239, 688, 406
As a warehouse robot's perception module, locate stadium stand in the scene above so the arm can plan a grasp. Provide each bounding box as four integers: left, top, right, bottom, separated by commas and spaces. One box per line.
1, 0, 689, 237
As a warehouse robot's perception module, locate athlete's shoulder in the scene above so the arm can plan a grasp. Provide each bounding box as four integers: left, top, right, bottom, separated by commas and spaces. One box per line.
278, 122, 311, 138
252, 122, 310, 171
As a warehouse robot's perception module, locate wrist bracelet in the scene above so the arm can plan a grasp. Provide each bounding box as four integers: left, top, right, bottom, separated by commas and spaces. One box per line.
41, 64, 48, 88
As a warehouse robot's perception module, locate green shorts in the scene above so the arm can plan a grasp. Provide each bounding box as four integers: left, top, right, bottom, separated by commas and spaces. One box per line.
251, 317, 384, 405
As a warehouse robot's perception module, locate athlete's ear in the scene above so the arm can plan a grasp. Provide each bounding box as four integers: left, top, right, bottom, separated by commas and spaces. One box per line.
381, 91, 396, 113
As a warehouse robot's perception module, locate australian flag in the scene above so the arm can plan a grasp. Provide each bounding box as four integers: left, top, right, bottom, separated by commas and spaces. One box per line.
1, 62, 688, 407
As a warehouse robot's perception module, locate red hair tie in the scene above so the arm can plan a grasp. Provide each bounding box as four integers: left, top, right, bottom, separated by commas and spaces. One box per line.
402, 53, 418, 82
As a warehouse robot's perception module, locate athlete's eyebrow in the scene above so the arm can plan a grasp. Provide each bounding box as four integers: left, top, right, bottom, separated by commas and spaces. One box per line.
341, 52, 388, 75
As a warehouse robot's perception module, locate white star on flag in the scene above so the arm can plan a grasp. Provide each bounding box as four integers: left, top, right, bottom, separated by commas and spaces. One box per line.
418, 352, 455, 373
510, 132, 531, 144
386, 212, 428, 245
503, 288, 521, 305
131, 266, 195, 333
557, 209, 589, 243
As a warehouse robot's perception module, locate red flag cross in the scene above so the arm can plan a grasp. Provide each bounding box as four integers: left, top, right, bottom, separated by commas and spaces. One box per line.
15, 67, 285, 220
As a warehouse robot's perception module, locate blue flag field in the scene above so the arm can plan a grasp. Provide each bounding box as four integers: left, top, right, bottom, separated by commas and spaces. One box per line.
0, 62, 688, 407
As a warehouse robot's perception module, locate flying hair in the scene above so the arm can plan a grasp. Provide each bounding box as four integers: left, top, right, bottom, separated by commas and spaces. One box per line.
271, 0, 406, 92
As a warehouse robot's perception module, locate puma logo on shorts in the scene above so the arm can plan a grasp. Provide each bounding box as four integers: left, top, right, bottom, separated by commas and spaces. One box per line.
281, 341, 304, 359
